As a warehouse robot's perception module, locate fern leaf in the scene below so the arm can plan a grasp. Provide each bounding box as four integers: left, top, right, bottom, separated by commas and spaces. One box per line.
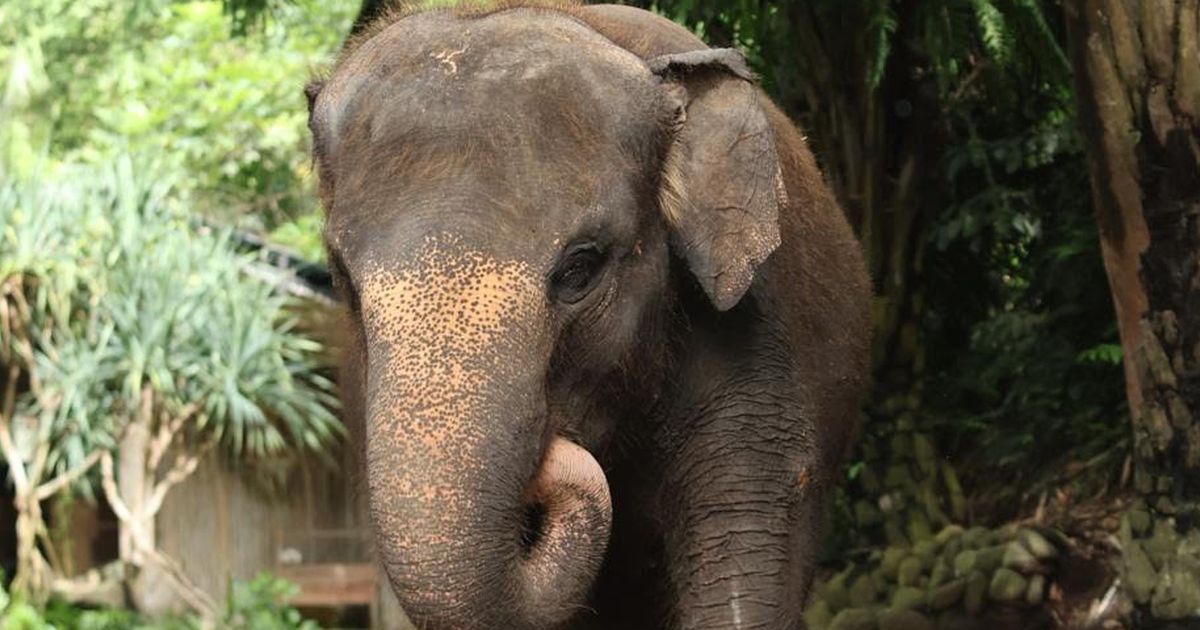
865, 0, 899, 89
971, 0, 1011, 67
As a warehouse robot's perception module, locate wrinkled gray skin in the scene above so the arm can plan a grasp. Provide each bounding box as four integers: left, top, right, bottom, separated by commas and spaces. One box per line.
306, 4, 871, 629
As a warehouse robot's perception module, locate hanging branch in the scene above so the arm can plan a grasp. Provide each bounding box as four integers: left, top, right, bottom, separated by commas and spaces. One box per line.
35, 516, 64, 576
34, 449, 104, 501
147, 402, 198, 473
99, 451, 134, 524
143, 450, 204, 520
99, 448, 217, 620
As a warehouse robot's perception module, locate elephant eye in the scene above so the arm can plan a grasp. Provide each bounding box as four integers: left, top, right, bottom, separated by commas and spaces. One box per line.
550, 243, 607, 305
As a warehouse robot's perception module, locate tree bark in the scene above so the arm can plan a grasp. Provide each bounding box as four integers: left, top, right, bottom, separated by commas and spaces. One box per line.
117, 420, 153, 565
101, 393, 217, 620
1064, 0, 1200, 621
12, 497, 47, 600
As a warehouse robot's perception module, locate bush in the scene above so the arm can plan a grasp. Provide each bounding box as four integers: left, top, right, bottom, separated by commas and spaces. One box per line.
0, 572, 318, 629
1, 154, 343, 480
0, 0, 352, 228
223, 573, 318, 630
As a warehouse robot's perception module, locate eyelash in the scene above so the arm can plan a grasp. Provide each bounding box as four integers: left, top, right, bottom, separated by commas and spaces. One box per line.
549, 243, 608, 305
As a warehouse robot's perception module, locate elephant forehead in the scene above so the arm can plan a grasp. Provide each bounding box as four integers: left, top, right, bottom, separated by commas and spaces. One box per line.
312, 7, 658, 192
359, 236, 545, 458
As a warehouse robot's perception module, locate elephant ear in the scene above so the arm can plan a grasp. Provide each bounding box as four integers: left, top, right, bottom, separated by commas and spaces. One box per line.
649, 49, 785, 312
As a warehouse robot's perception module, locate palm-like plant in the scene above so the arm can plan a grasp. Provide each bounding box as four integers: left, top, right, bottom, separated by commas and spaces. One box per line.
0, 155, 341, 614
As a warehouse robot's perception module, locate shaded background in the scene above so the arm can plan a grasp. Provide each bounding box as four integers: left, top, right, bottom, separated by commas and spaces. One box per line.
1, 0, 1197, 628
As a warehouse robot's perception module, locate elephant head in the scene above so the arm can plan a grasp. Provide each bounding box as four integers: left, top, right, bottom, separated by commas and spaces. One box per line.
306, 6, 784, 629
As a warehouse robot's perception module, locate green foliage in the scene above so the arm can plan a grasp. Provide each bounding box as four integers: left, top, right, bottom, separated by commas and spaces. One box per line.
1078, 343, 1122, 365
42, 603, 145, 630
926, 102, 1125, 497
0, 572, 318, 629
0, 0, 343, 617
897, 0, 1124, 510
222, 572, 318, 630
0, 0, 352, 228
268, 213, 326, 263
0, 155, 342, 481
0, 588, 46, 630
648, 0, 1125, 533
970, 0, 1013, 66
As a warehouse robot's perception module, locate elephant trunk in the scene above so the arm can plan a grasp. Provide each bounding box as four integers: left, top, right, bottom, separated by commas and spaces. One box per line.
358, 247, 612, 629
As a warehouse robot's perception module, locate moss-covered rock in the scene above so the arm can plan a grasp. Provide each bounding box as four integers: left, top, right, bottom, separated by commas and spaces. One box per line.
1124, 538, 1157, 604
805, 600, 835, 630
878, 608, 934, 630
912, 434, 937, 477
961, 527, 988, 549
829, 607, 879, 630
1143, 519, 1178, 570
1126, 507, 1152, 537
890, 586, 925, 610
913, 540, 938, 569
952, 550, 976, 577
1017, 528, 1057, 561
975, 545, 1005, 575
928, 560, 951, 588
907, 513, 934, 543
1149, 529, 1200, 620
988, 568, 1027, 603
880, 547, 907, 581
1150, 564, 1200, 620
1025, 574, 1045, 606
1001, 540, 1039, 573
928, 578, 965, 610
939, 538, 962, 565
963, 571, 987, 615
810, 522, 1075, 627
934, 611, 974, 630
897, 557, 923, 587
850, 572, 881, 608
821, 569, 854, 612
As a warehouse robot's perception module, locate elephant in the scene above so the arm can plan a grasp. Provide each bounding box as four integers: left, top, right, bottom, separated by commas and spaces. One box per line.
305, 2, 871, 628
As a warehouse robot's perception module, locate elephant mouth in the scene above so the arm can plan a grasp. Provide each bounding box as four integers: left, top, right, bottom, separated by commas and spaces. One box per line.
515, 436, 613, 622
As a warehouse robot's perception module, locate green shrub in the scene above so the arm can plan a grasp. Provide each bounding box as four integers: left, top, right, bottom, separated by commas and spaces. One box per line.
223, 573, 318, 630
0, 0, 352, 227
0, 572, 320, 629
1, 154, 343, 483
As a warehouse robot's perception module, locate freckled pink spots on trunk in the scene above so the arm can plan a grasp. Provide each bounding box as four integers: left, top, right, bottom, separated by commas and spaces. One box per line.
358, 236, 611, 629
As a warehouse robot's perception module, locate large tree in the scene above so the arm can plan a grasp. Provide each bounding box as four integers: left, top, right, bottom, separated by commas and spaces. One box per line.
1064, 0, 1200, 622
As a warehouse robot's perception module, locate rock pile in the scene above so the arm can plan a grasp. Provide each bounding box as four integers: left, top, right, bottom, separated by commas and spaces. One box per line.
1118, 501, 1200, 621
805, 524, 1063, 630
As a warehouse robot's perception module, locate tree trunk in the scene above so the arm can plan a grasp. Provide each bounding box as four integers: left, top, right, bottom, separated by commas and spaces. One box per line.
117, 421, 153, 565
102, 404, 217, 619
1064, 0, 1200, 621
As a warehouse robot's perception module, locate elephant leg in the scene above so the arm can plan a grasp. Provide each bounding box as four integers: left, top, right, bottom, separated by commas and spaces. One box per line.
661, 385, 827, 630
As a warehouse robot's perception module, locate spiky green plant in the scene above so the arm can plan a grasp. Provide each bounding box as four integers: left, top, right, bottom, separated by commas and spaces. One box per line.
0, 155, 341, 608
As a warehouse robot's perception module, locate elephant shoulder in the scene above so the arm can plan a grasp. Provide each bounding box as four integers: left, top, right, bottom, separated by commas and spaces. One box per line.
567, 4, 707, 59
